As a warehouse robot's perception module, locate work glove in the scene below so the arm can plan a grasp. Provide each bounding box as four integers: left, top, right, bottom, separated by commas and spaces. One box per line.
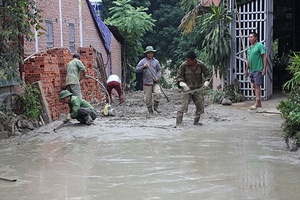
63, 113, 72, 123
204, 81, 210, 88
179, 82, 190, 91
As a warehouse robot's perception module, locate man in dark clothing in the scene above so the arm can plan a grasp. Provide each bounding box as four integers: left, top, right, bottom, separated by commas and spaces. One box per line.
59, 90, 97, 125
176, 51, 210, 126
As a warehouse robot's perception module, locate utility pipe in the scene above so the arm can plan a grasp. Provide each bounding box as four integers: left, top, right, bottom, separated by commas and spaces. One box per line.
78, 0, 83, 47
59, 0, 63, 47
34, 0, 38, 52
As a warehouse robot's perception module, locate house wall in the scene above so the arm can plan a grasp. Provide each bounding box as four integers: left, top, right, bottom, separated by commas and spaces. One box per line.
110, 36, 122, 78
24, 0, 122, 80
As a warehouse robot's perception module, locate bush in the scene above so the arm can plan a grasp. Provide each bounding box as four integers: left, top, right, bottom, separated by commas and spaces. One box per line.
283, 53, 300, 90
209, 84, 245, 104
277, 53, 300, 149
0, 102, 16, 131
277, 89, 300, 147
209, 90, 225, 104
16, 84, 41, 119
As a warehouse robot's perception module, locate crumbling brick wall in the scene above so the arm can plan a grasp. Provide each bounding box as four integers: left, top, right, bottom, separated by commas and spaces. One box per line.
23, 0, 123, 84
23, 47, 102, 121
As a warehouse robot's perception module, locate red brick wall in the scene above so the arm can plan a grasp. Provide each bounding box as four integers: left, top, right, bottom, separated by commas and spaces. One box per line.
23, 48, 102, 120
23, 0, 123, 81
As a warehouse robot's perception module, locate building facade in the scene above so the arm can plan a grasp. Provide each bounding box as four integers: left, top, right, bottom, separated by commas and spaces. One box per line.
24, 0, 123, 79
227, 0, 299, 99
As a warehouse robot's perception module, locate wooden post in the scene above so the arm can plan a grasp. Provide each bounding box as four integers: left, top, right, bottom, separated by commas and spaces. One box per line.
33, 81, 52, 123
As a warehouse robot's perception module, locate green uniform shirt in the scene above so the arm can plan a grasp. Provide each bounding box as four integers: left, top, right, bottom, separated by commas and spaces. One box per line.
176, 59, 210, 90
247, 42, 266, 72
68, 96, 97, 118
66, 59, 86, 85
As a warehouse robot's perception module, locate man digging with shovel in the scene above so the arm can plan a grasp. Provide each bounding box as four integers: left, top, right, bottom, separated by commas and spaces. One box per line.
59, 90, 97, 125
176, 51, 210, 126
136, 46, 162, 114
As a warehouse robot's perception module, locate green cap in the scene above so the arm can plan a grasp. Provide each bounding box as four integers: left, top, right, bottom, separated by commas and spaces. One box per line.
143, 46, 157, 53
59, 90, 73, 100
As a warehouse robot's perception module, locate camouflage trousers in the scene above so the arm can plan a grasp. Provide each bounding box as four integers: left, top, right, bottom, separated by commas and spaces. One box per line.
178, 91, 204, 115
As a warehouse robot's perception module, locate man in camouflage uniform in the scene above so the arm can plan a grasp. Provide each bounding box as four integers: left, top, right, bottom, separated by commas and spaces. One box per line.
176, 51, 210, 126
66, 53, 86, 98
59, 90, 97, 125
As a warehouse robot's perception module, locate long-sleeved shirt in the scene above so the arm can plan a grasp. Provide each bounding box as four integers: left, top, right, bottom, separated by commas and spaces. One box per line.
136, 57, 162, 85
68, 96, 97, 118
66, 58, 86, 85
176, 59, 210, 90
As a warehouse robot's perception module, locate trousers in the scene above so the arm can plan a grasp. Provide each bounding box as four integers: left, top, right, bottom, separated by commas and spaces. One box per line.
178, 91, 204, 115
76, 108, 97, 123
143, 84, 161, 107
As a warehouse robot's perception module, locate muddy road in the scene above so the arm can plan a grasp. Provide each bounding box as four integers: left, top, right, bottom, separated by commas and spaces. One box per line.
1, 90, 300, 200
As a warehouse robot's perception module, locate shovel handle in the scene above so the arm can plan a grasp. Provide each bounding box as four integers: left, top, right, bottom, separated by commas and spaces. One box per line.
53, 121, 67, 132
148, 67, 170, 102
0, 177, 17, 182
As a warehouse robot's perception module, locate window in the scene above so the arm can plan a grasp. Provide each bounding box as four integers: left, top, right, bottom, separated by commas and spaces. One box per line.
69, 23, 75, 53
45, 20, 53, 48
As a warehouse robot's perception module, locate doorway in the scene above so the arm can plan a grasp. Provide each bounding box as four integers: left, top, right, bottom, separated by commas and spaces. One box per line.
273, 0, 300, 90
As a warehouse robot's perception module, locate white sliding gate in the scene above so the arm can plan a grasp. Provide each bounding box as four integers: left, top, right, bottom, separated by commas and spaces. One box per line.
228, 0, 274, 99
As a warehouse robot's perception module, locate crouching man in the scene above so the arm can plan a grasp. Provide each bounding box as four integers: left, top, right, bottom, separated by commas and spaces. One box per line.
59, 90, 97, 125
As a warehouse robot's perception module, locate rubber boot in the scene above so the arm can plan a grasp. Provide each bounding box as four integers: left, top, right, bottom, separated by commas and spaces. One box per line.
84, 115, 94, 125
176, 112, 183, 126
147, 106, 154, 114
193, 114, 202, 126
153, 101, 162, 113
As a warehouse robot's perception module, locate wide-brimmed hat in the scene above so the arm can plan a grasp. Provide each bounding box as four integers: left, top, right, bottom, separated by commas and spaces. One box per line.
59, 90, 73, 100
143, 46, 157, 53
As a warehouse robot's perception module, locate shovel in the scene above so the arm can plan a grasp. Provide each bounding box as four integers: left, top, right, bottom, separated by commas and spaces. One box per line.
0, 177, 17, 182
53, 121, 68, 132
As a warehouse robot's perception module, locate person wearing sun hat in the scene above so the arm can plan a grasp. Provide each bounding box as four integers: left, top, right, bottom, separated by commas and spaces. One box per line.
136, 46, 162, 114
59, 90, 97, 125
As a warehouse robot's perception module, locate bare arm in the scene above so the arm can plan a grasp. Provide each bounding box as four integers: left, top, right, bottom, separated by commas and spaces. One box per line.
262, 53, 267, 75
245, 60, 250, 76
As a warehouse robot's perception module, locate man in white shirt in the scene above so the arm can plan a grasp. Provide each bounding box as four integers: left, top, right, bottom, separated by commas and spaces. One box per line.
106, 74, 124, 105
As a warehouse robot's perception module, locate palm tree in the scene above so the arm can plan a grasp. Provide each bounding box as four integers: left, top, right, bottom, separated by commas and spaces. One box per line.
180, 1, 232, 79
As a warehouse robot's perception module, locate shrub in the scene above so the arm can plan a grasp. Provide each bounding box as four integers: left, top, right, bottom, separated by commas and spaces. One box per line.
277, 89, 300, 147
283, 53, 300, 90
16, 84, 41, 119
0, 102, 15, 131
277, 52, 300, 149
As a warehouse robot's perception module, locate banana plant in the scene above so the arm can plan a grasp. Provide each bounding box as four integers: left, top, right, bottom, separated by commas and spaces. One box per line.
201, 3, 232, 78
180, 1, 232, 78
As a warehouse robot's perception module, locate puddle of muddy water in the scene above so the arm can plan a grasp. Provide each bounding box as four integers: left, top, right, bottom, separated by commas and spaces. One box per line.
0, 109, 300, 200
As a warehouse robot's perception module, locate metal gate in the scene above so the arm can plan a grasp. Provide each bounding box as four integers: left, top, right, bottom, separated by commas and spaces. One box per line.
228, 0, 273, 99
